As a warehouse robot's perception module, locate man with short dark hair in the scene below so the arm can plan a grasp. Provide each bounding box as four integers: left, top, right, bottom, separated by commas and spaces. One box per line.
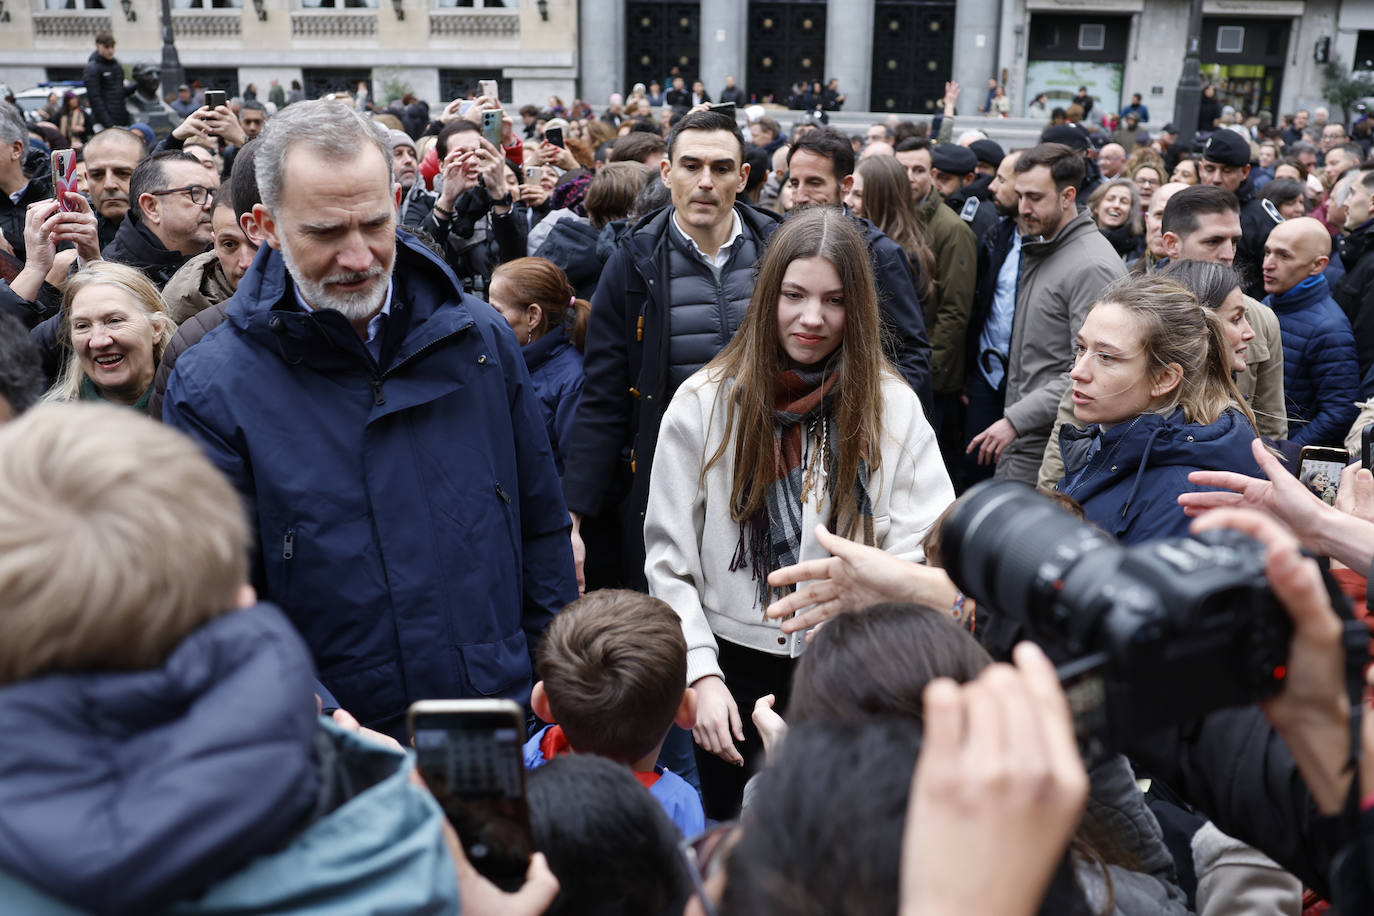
783, 127, 932, 404
1261, 217, 1359, 445
106, 151, 218, 287
82, 30, 130, 130
609, 131, 667, 169
238, 101, 267, 142
718, 75, 746, 108
965, 143, 1126, 484
1199, 129, 1277, 300
1282, 110, 1309, 148
164, 99, 576, 739
82, 126, 148, 248
564, 109, 781, 591
1120, 92, 1149, 123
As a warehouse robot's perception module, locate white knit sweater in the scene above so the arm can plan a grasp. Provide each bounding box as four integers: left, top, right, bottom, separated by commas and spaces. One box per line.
644, 367, 955, 685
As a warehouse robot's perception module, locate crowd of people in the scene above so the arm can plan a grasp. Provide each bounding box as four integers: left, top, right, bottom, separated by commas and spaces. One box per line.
6, 33, 1374, 913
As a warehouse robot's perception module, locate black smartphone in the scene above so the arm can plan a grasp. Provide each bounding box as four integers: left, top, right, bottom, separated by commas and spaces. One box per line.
708, 102, 736, 120
1363, 423, 1374, 471
51, 149, 78, 212
204, 90, 226, 111
1297, 446, 1348, 506
544, 126, 564, 148
408, 699, 533, 891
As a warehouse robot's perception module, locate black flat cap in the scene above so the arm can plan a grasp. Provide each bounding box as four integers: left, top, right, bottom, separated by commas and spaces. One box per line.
931, 143, 978, 174
1201, 130, 1252, 166
969, 138, 1005, 167
1039, 123, 1092, 151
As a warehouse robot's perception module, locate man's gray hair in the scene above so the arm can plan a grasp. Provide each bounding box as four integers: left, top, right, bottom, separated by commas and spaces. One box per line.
0, 101, 27, 147
255, 99, 393, 212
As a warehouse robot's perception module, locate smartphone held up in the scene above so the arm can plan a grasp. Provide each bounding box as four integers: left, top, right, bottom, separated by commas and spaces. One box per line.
51, 150, 79, 212
408, 699, 534, 892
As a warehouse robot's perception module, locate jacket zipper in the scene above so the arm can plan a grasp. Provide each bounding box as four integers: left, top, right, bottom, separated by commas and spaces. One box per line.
282, 528, 295, 560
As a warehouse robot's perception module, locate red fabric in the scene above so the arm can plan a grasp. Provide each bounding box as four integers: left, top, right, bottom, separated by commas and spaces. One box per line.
420, 146, 439, 192
633, 769, 662, 790
503, 136, 523, 167
539, 724, 573, 761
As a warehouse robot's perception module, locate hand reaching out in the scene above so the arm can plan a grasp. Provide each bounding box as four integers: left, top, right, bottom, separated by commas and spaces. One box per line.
1179, 438, 1329, 550
752, 694, 788, 761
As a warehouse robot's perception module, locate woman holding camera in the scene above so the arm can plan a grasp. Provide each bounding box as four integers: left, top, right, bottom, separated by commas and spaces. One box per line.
1057, 272, 1263, 544
644, 207, 953, 818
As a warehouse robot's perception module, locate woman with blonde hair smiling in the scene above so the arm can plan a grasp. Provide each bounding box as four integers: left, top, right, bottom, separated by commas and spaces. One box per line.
644, 207, 952, 818
46, 261, 176, 414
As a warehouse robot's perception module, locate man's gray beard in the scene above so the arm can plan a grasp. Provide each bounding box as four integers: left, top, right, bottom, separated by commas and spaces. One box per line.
280, 236, 391, 323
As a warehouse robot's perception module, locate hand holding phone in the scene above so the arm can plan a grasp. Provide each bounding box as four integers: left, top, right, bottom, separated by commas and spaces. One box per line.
1297, 446, 1348, 507
408, 700, 533, 892
543, 126, 564, 149
51, 150, 78, 212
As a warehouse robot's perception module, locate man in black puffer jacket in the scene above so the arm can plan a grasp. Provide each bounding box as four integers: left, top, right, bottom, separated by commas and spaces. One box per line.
82, 30, 131, 130
563, 109, 782, 593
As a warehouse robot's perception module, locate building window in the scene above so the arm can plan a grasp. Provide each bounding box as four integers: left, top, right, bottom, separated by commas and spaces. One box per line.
1216, 25, 1244, 54
435, 0, 508, 6
1078, 24, 1105, 52
300, 0, 378, 7
1356, 30, 1374, 72
173, 0, 244, 7
43, 0, 107, 8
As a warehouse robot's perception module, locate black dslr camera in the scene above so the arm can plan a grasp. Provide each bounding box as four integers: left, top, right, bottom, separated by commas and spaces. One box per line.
941, 481, 1292, 760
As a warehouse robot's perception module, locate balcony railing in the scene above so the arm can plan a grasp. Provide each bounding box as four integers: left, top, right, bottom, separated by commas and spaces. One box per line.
32, 9, 112, 38
428, 9, 517, 38
172, 8, 242, 37
291, 8, 377, 36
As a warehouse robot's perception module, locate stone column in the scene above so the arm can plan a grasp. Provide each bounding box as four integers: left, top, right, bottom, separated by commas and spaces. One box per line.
579, 0, 624, 101
951, 0, 1002, 113
699, 0, 747, 101
825, 0, 874, 111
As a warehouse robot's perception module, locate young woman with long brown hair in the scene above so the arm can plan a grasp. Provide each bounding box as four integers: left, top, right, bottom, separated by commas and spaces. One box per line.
643, 207, 953, 818
845, 154, 935, 301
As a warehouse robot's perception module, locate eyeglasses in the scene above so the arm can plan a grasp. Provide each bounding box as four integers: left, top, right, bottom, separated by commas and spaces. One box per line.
678, 821, 737, 916
1134, 176, 1160, 187
149, 184, 215, 206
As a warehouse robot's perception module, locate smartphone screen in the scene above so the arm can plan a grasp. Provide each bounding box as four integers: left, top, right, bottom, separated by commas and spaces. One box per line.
51, 150, 78, 212
544, 126, 564, 148
204, 90, 226, 111
482, 109, 504, 149
1298, 446, 1347, 506
409, 701, 533, 891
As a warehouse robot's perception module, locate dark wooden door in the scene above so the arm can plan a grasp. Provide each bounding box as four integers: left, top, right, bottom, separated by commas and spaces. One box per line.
747, 1, 826, 107
625, 2, 701, 93
870, 0, 956, 113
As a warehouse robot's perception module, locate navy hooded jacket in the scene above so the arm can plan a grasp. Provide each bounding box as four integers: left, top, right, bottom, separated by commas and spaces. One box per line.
1264, 274, 1360, 447
163, 231, 578, 730
1059, 408, 1263, 544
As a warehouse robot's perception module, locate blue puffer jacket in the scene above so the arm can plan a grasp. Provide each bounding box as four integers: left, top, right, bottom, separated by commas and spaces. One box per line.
1264, 274, 1360, 447
1058, 408, 1263, 544
164, 231, 578, 731
0, 604, 458, 915
523, 325, 584, 480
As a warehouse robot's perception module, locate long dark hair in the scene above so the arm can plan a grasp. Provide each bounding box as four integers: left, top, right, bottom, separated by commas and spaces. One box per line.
855, 155, 934, 301
703, 207, 892, 539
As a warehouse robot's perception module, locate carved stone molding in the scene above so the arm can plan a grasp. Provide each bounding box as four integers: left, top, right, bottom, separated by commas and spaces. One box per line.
428, 10, 518, 38
33, 11, 112, 38
172, 9, 242, 37
291, 10, 377, 37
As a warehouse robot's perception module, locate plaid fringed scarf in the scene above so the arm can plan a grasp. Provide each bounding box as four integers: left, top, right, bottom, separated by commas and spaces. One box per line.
729, 365, 875, 613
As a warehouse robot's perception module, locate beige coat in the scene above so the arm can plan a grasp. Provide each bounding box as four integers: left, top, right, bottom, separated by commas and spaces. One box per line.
995, 208, 1127, 484
161, 250, 235, 327
1037, 294, 1288, 489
